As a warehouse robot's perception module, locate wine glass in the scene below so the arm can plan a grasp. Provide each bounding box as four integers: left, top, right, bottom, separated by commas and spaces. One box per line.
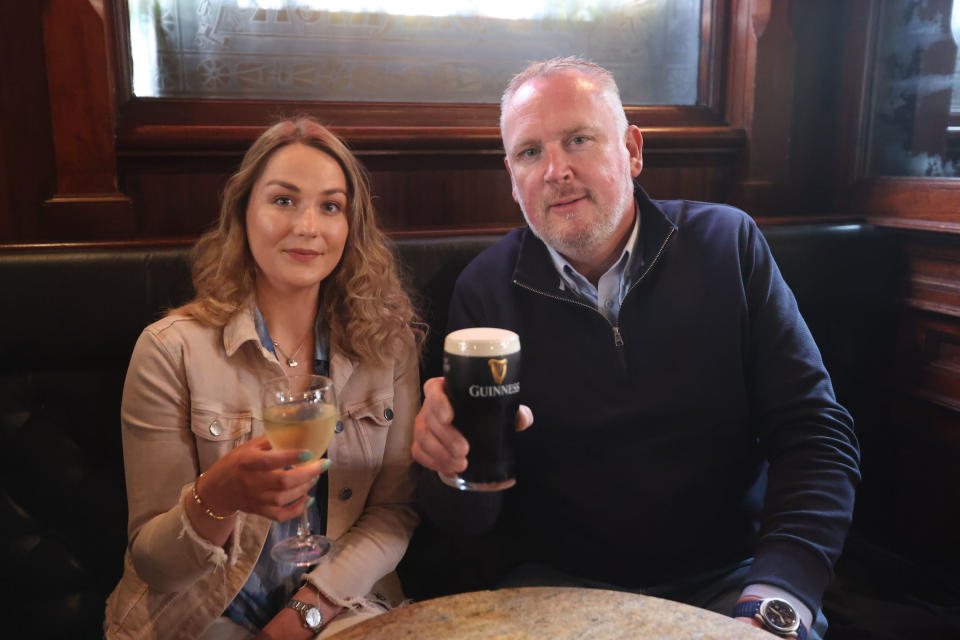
262, 374, 338, 566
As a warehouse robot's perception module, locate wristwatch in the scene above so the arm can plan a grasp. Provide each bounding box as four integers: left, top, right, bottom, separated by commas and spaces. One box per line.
733, 597, 806, 640
286, 598, 324, 633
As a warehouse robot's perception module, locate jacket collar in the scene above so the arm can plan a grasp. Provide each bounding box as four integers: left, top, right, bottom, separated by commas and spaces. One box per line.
330, 350, 355, 398
512, 182, 677, 293
222, 295, 358, 394
223, 297, 264, 359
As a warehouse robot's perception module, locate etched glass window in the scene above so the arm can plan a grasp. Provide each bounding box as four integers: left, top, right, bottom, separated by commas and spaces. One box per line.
866, 0, 960, 176
126, 0, 703, 104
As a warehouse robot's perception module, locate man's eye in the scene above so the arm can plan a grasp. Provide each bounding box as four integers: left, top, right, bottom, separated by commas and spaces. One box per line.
571, 135, 588, 145
520, 148, 539, 159
273, 196, 293, 206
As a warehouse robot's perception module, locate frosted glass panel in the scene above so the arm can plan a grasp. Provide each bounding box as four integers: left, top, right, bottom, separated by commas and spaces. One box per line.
867, 0, 960, 176
127, 0, 702, 104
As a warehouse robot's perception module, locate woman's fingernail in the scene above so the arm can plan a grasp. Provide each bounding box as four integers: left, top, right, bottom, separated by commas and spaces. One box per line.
298, 451, 314, 462
320, 459, 332, 472
311, 476, 319, 485
306, 496, 316, 508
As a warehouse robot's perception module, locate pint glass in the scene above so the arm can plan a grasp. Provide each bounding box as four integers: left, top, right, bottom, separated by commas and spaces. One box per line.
441, 327, 521, 491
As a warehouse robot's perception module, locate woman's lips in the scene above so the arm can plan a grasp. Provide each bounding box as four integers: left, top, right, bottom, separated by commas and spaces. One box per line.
284, 249, 321, 262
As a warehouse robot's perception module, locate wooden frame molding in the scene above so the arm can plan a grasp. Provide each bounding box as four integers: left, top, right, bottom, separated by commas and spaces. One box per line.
41, 0, 132, 240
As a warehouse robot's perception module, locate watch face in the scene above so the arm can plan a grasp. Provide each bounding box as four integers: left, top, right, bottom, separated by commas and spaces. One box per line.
762, 599, 798, 633
304, 607, 323, 629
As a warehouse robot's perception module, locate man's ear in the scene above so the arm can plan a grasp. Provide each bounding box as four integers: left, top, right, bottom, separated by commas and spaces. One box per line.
625, 125, 643, 178
504, 156, 520, 203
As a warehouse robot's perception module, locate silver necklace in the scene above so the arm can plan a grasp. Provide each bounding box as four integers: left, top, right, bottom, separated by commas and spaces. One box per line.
273, 333, 308, 368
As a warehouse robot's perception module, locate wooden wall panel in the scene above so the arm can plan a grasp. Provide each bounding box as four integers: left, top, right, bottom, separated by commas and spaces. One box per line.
40, 0, 133, 239
4, 0, 854, 245
117, 146, 741, 241
118, 154, 235, 238
0, 0, 56, 243
901, 236, 960, 319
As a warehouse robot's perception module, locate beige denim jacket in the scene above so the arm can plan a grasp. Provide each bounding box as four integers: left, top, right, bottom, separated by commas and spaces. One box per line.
104, 302, 420, 640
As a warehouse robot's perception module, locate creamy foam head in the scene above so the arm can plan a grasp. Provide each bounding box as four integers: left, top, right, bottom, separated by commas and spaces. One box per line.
445, 327, 520, 356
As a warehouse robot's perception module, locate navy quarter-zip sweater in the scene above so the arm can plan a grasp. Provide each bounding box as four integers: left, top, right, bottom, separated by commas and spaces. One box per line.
419, 187, 860, 614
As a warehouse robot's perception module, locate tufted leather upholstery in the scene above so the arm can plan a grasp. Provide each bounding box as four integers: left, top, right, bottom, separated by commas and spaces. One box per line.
0, 225, 901, 638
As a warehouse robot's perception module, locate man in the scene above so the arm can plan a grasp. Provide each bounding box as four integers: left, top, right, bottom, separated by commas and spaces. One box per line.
410, 58, 859, 640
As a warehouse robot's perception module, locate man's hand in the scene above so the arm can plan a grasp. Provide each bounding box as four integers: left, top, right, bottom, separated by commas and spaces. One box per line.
412, 377, 533, 476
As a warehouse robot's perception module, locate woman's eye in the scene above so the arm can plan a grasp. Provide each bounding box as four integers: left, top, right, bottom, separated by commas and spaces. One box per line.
273, 196, 293, 206
323, 202, 343, 213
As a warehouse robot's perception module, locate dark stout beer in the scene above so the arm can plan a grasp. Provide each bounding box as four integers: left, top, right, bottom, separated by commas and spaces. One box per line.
442, 328, 521, 491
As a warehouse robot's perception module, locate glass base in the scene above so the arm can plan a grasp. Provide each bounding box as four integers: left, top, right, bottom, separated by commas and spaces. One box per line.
270, 534, 332, 566
439, 471, 515, 492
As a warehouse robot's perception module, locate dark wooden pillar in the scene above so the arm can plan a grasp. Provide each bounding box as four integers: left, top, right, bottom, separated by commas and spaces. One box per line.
40, 0, 132, 240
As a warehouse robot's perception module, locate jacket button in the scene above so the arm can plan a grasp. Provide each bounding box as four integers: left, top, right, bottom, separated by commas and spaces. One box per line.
384, 408, 394, 421
338, 488, 352, 501
209, 420, 222, 436
334, 420, 343, 434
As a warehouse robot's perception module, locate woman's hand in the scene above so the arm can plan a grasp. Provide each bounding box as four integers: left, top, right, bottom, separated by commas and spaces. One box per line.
201, 435, 327, 520
185, 435, 327, 546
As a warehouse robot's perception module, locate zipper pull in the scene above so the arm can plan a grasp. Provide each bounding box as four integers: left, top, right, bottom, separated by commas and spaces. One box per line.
612, 326, 624, 347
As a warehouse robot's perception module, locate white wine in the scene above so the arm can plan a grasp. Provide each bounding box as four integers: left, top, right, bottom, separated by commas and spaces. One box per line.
261, 375, 336, 565
263, 401, 338, 459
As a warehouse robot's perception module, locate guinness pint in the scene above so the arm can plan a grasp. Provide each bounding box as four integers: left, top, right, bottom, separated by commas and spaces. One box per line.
441, 328, 521, 491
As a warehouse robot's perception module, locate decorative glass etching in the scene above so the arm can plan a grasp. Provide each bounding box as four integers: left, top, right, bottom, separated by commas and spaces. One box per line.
127, 0, 702, 104
867, 0, 960, 176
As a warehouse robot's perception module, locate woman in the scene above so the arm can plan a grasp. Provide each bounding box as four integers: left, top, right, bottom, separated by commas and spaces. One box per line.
105, 118, 423, 639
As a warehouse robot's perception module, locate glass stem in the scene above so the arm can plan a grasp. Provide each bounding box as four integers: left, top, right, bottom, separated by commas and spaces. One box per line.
296, 511, 311, 539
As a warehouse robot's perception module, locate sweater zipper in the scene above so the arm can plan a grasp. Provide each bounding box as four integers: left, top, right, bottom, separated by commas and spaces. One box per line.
514, 280, 630, 371
512, 226, 675, 369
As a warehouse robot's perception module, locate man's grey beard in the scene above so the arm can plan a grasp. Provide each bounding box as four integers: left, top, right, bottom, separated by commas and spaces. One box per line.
517, 184, 633, 262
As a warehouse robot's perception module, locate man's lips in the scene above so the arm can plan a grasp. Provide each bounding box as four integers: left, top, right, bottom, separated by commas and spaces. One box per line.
549, 195, 587, 210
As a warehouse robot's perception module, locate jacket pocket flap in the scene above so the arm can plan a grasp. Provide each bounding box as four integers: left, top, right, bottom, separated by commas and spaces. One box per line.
342, 396, 394, 427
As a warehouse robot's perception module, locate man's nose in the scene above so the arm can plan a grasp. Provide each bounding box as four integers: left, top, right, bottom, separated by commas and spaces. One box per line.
543, 147, 572, 183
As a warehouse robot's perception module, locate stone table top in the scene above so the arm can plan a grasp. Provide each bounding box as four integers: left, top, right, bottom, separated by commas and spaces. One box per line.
327, 587, 772, 639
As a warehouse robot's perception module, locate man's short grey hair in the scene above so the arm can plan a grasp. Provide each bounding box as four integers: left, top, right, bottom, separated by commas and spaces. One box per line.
499, 57, 629, 137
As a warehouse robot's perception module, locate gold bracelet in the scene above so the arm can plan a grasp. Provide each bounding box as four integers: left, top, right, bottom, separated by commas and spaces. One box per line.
192, 472, 238, 520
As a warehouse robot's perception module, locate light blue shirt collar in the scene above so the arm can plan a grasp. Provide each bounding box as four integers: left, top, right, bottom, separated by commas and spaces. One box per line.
543, 204, 642, 324
252, 305, 327, 365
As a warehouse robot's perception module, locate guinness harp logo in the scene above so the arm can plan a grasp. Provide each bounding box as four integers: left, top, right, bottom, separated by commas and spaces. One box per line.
488, 358, 508, 385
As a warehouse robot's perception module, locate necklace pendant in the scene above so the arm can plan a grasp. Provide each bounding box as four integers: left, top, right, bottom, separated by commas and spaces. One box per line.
287, 358, 299, 367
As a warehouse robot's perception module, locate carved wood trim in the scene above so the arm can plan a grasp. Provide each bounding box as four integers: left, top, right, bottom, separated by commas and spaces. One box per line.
867, 216, 960, 235
698, 0, 728, 110
0, 217, 862, 253
899, 235, 960, 318
41, 0, 133, 238
42, 0, 119, 194
898, 315, 960, 414
117, 124, 747, 156
852, 177, 960, 230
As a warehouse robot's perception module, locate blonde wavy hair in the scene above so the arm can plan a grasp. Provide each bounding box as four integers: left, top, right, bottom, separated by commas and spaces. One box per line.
176, 117, 424, 365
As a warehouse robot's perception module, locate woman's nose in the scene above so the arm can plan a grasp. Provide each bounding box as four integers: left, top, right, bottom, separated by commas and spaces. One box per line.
293, 206, 320, 237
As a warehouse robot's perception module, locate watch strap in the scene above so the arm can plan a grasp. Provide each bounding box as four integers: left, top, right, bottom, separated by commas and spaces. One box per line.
286, 598, 324, 632
733, 599, 807, 640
